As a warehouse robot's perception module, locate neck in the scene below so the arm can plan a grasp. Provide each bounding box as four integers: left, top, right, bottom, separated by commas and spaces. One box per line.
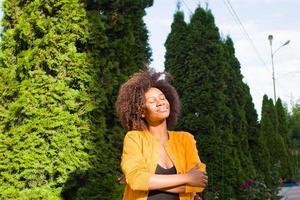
148, 121, 169, 143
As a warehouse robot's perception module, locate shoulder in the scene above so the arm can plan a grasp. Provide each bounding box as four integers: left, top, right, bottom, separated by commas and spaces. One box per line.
125, 130, 143, 137
169, 131, 195, 143
124, 130, 143, 139
122, 131, 146, 150
124, 130, 146, 143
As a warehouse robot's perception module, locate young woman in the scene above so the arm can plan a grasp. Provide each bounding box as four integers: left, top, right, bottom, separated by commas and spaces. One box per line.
116, 70, 208, 200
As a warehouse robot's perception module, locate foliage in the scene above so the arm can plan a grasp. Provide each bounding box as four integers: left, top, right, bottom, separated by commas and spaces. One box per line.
222, 37, 256, 180
239, 177, 269, 200
288, 103, 300, 175
0, 0, 152, 199
165, 6, 256, 199
164, 5, 295, 199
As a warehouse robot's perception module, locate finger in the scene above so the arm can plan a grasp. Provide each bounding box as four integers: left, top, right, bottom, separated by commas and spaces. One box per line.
202, 175, 208, 181
199, 171, 207, 175
199, 182, 207, 187
200, 177, 208, 185
202, 178, 208, 184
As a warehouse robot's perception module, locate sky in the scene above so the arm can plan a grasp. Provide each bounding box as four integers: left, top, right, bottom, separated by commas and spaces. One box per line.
0, 1, 298, 115
144, 0, 300, 115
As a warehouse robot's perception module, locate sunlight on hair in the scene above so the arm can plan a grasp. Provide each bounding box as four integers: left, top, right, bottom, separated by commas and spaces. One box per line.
158, 73, 166, 81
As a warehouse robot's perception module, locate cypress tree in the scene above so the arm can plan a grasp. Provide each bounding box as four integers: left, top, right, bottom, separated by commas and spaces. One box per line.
165, 10, 189, 97
0, 0, 104, 198
98, 0, 153, 149
243, 86, 269, 184
244, 85, 260, 167
275, 98, 293, 178
289, 104, 300, 149
0, 0, 152, 199
259, 95, 273, 185
260, 95, 290, 192
165, 7, 243, 199
93, 1, 153, 198
289, 104, 300, 175
222, 37, 256, 180
265, 97, 288, 197
242, 86, 272, 198
276, 99, 291, 146
56, 1, 153, 199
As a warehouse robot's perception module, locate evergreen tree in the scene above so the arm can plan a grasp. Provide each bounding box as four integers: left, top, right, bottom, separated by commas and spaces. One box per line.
0, 0, 103, 198
56, 1, 153, 199
242, 85, 270, 185
97, 0, 153, 151
165, 10, 189, 97
288, 103, 300, 175
244, 85, 260, 165
88, 1, 153, 198
259, 95, 274, 185
260, 95, 291, 191
165, 7, 243, 199
266, 98, 290, 180
222, 37, 256, 181
275, 98, 293, 178
276, 98, 291, 146
289, 103, 300, 148
0, 0, 152, 199
243, 86, 270, 198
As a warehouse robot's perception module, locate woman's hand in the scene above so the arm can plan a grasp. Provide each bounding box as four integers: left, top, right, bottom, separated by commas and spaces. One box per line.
123, 162, 208, 191
185, 163, 208, 187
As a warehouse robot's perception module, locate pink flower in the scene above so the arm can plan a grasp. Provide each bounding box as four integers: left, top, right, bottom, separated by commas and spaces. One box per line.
240, 179, 254, 190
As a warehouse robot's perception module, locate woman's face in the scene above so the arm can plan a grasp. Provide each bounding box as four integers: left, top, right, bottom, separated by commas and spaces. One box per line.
143, 87, 170, 125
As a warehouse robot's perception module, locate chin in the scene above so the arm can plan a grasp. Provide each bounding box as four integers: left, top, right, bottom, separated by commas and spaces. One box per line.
161, 113, 170, 120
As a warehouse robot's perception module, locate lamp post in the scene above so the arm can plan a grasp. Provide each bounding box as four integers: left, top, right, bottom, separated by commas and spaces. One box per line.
268, 35, 290, 101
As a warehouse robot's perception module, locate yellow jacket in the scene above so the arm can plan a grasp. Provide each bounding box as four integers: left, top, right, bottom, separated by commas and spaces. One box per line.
121, 130, 205, 200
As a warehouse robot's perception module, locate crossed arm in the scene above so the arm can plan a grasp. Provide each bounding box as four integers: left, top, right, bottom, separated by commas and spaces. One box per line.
121, 132, 208, 193
148, 163, 207, 193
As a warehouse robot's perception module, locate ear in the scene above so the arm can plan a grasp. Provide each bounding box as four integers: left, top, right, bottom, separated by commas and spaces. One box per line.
141, 106, 146, 118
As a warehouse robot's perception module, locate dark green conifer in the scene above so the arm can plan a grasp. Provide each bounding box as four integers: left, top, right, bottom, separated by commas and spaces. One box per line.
259, 95, 274, 185
260, 95, 291, 189
276, 99, 291, 146
165, 10, 188, 96
0, 0, 152, 199
222, 37, 256, 181
165, 7, 243, 199
275, 98, 293, 178
288, 104, 300, 175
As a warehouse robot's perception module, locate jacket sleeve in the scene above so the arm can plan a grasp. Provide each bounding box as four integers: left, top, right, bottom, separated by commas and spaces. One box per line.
184, 133, 206, 193
121, 131, 151, 191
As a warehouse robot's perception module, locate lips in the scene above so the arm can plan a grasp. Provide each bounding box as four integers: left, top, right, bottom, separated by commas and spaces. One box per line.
157, 106, 169, 112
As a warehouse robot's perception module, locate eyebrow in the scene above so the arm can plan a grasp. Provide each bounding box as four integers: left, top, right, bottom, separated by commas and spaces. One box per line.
145, 93, 165, 100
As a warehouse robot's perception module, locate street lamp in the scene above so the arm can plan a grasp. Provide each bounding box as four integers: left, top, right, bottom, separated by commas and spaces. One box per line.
268, 35, 290, 101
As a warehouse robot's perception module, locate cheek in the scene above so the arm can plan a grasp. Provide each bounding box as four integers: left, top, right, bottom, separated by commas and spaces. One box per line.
145, 104, 156, 114
165, 100, 170, 109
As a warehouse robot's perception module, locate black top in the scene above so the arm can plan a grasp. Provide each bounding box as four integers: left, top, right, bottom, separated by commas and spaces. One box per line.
147, 164, 180, 200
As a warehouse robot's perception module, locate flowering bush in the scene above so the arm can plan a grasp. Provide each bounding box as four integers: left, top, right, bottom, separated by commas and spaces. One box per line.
239, 178, 270, 200
239, 179, 254, 190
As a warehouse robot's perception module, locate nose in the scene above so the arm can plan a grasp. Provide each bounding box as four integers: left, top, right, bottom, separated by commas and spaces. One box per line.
157, 99, 165, 106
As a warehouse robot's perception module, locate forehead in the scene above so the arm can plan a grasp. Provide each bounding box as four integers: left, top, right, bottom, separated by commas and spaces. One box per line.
144, 87, 164, 98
